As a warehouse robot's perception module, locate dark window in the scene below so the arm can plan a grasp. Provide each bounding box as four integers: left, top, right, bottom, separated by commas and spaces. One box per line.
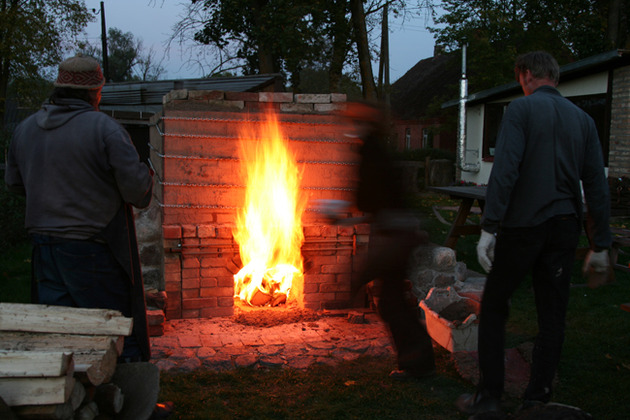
568, 94, 609, 166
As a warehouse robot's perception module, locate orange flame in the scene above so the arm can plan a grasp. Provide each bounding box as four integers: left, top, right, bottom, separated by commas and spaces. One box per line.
233, 110, 306, 306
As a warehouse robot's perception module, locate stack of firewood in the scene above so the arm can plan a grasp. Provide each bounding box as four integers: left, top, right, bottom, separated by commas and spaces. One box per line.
0, 303, 132, 419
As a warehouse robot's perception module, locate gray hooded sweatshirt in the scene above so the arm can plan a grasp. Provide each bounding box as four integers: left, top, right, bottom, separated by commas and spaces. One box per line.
4, 98, 153, 240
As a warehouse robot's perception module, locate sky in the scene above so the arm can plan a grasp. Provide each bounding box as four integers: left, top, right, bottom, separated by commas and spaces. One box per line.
82, 0, 439, 83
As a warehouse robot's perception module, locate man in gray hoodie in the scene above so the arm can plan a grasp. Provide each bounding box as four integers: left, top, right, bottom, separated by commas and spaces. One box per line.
5, 54, 154, 362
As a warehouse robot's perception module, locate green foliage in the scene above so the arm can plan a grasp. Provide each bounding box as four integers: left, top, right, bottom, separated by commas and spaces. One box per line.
0, 184, 27, 256
0, 0, 94, 127
430, 0, 626, 92
296, 67, 362, 99
105, 28, 140, 82
79, 28, 165, 82
187, 0, 410, 92
192, 0, 342, 81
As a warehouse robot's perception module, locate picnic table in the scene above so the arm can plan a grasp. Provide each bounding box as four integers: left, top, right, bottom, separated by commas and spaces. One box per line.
429, 185, 487, 249
429, 186, 630, 276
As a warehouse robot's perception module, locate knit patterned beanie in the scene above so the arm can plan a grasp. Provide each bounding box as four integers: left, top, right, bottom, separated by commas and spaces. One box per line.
54, 54, 105, 89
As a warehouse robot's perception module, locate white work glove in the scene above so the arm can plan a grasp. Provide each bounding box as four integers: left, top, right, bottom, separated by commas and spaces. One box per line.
476, 230, 496, 273
582, 249, 610, 275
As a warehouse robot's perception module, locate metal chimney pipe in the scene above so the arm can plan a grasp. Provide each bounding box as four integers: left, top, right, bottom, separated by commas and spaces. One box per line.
457, 44, 480, 173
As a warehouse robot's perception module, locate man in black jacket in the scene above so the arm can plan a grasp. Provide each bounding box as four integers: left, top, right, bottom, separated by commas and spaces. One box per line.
456, 51, 612, 416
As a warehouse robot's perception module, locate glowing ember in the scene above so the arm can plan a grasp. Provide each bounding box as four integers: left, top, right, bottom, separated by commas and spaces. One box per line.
233, 110, 306, 306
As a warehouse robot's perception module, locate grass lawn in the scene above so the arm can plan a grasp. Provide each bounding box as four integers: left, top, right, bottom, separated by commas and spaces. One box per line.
1, 192, 629, 419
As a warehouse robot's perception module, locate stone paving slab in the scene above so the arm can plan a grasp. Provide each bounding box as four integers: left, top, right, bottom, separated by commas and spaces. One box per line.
149, 311, 395, 373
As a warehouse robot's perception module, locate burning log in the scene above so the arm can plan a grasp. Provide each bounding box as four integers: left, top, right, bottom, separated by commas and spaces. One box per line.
232, 110, 306, 307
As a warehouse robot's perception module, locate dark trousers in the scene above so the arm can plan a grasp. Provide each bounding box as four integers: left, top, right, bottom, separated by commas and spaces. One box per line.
31, 234, 141, 362
367, 225, 435, 373
478, 215, 580, 401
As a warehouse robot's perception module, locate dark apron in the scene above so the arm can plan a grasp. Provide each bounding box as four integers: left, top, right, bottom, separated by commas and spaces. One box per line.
97, 204, 151, 361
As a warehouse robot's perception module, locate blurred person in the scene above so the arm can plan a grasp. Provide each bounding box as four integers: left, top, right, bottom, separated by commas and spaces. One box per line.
319, 102, 436, 380
4, 54, 154, 363
456, 51, 612, 417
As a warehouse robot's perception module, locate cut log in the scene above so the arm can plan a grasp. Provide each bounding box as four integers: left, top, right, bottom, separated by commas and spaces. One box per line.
68, 380, 86, 411
75, 401, 98, 420
0, 375, 75, 406
73, 340, 119, 386
0, 351, 74, 378
0, 332, 124, 356
0, 303, 132, 336
94, 383, 124, 415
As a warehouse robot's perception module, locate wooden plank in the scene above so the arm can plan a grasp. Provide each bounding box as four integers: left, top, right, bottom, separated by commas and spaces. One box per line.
13, 381, 85, 419
0, 303, 132, 336
0, 351, 73, 378
0, 376, 75, 406
0, 332, 125, 356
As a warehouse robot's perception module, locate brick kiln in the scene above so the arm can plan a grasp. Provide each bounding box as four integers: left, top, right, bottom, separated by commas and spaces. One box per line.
149, 91, 370, 319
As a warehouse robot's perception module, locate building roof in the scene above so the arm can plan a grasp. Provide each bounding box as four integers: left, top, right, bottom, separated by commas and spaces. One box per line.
99, 73, 282, 115
390, 53, 460, 120
442, 49, 630, 108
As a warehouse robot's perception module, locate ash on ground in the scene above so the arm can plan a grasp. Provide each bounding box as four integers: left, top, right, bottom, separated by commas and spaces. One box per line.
232, 300, 321, 327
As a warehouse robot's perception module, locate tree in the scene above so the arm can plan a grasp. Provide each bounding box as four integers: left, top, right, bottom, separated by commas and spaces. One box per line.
173, 0, 424, 98
80, 28, 165, 82
187, 0, 340, 89
430, 0, 630, 92
0, 0, 93, 130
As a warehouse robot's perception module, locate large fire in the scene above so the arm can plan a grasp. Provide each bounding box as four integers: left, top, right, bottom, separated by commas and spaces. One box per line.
233, 110, 306, 306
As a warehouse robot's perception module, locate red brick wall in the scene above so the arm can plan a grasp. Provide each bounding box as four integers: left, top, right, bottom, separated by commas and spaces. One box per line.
610, 66, 630, 180
150, 91, 370, 319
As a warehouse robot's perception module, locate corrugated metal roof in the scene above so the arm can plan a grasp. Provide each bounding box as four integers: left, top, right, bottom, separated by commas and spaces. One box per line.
100, 73, 282, 112
442, 49, 630, 108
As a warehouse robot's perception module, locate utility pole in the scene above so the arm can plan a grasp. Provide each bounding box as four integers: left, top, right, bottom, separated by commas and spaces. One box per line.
382, 3, 390, 106
100, 1, 110, 81
377, 4, 390, 105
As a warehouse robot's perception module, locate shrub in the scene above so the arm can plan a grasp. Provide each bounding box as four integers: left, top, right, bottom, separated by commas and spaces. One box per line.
0, 185, 27, 253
